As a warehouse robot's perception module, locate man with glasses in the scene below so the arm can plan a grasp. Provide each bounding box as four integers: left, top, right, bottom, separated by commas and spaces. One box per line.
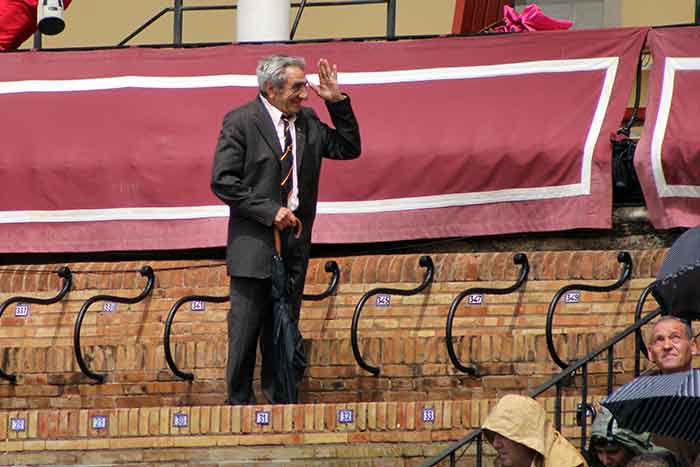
211, 54, 361, 405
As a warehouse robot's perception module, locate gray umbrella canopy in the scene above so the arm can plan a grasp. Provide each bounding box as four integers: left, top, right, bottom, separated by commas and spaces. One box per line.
652, 227, 700, 320
602, 369, 700, 443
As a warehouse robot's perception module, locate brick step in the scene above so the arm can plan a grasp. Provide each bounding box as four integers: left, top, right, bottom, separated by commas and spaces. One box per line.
0, 331, 648, 409
0, 396, 593, 466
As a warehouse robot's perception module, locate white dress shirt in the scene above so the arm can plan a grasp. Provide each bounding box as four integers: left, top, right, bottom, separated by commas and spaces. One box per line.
260, 95, 299, 211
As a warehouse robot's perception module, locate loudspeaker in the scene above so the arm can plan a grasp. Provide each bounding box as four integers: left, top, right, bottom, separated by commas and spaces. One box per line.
37, 0, 65, 35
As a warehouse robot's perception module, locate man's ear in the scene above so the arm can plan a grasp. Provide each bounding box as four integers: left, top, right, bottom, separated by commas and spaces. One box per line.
692, 337, 699, 355
647, 347, 654, 362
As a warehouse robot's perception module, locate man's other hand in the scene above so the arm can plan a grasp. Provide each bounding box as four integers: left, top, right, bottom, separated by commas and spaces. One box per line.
274, 207, 299, 230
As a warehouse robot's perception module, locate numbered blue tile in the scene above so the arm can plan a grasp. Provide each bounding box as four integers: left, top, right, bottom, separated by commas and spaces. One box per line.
255, 411, 270, 425
564, 291, 581, 303
10, 417, 26, 432
173, 413, 188, 428
467, 294, 483, 305
92, 415, 107, 430
338, 409, 354, 424
375, 295, 391, 307
14, 303, 29, 317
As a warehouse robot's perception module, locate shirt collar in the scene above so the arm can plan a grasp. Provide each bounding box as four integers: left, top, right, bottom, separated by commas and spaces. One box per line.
259, 94, 296, 125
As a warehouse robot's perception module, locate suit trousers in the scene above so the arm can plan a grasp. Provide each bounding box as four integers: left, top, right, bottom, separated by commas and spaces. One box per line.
226, 276, 275, 405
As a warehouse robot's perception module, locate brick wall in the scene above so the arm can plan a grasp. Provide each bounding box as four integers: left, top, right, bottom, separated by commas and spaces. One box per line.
0, 248, 686, 465
0, 249, 669, 410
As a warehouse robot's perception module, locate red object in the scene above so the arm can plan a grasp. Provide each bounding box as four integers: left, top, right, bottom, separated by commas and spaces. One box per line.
0, 28, 647, 252
0, 0, 72, 51
623, 107, 646, 123
452, 0, 510, 34
496, 4, 573, 32
634, 26, 700, 229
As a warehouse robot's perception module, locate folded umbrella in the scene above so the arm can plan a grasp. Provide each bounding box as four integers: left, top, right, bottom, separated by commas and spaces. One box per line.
267, 222, 307, 404
651, 227, 700, 320
602, 369, 700, 443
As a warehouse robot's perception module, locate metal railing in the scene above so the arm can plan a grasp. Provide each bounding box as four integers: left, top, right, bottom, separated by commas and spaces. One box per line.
351, 255, 434, 376
115, 0, 398, 48
634, 281, 658, 376
423, 303, 663, 466
423, 272, 671, 467
302, 260, 340, 301
445, 253, 529, 376
546, 252, 633, 370
163, 260, 340, 380
0, 267, 72, 383
163, 292, 230, 381
73, 266, 155, 383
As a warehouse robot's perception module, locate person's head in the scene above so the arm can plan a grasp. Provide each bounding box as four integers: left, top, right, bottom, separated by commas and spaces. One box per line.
487, 431, 539, 467
482, 395, 546, 467
256, 54, 308, 115
626, 453, 671, 467
647, 316, 698, 374
590, 439, 634, 467
589, 407, 667, 467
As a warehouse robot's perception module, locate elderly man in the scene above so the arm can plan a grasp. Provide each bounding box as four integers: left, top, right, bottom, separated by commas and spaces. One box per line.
211, 55, 361, 405
482, 394, 588, 467
647, 316, 698, 374
645, 315, 699, 466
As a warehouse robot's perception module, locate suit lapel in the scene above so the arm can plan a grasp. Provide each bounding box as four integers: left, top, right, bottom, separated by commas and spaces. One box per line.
252, 97, 283, 160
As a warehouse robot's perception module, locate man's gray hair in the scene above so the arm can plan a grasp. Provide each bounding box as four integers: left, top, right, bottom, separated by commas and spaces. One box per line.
256, 54, 305, 96
649, 315, 694, 341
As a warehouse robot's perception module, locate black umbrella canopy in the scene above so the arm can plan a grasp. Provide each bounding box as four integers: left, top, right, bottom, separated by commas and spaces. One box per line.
602, 369, 700, 443
652, 227, 700, 320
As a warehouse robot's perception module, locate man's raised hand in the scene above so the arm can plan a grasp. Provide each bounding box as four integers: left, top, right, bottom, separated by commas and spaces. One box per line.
309, 58, 345, 103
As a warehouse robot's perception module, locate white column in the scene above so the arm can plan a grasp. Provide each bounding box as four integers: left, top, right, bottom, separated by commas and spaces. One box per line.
237, 0, 291, 42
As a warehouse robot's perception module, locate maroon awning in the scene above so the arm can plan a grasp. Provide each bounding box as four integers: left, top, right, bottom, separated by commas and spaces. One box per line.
0, 28, 647, 252
635, 26, 700, 229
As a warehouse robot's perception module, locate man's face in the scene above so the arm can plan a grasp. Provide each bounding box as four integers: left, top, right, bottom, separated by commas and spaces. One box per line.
491, 433, 535, 467
648, 319, 697, 374
595, 443, 632, 467
266, 65, 308, 116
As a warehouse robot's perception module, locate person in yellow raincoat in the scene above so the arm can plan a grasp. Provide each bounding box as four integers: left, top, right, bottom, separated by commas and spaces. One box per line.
482, 394, 589, 467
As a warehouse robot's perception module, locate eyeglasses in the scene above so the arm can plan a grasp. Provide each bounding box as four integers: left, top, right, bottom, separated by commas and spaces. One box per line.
287, 80, 308, 95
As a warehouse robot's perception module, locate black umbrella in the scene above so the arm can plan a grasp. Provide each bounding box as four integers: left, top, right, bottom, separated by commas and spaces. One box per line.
267, 223, 307, 404
652, 227, 700, 321
602, 369, 700, 443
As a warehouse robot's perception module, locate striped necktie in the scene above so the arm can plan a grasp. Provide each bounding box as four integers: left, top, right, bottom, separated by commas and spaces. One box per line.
280, 116, 293, 205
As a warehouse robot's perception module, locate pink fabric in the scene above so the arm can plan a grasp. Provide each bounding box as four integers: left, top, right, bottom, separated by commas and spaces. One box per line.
0, 28, 646, 252
496, 4, 573, 32
634, 26, 700, 229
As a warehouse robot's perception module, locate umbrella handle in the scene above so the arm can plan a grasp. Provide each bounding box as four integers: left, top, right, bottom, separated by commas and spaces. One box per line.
274, 219, 303, 256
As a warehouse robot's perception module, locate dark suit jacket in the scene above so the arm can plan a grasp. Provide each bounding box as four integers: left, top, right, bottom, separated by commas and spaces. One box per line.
211, 95, 361, 282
